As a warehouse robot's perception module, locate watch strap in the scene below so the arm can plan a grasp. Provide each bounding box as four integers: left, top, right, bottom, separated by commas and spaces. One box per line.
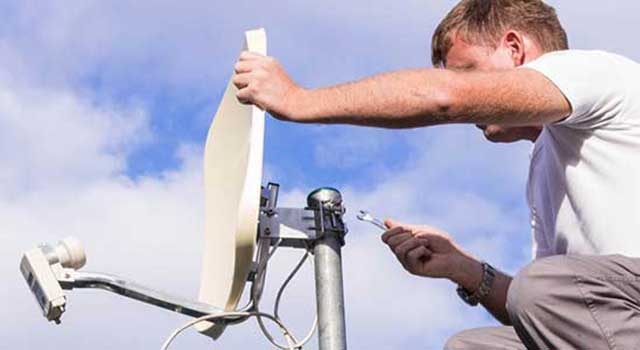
456, 262, 496, 306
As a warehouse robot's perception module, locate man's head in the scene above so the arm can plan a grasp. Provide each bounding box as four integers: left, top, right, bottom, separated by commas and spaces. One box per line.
431, 0, 568, 142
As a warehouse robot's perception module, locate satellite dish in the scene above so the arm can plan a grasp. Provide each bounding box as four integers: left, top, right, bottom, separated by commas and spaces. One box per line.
196, 28, 267, 338
19, 27, 348, 350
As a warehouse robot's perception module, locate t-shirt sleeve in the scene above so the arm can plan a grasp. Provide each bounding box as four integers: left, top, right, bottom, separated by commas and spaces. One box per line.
523, 50, 626, 128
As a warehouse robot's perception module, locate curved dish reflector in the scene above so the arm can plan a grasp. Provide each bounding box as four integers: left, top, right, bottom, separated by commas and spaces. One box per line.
196, 28, 266, 338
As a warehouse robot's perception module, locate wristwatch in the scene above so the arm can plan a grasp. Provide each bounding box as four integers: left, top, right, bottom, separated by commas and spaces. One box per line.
456, 261, 496, 306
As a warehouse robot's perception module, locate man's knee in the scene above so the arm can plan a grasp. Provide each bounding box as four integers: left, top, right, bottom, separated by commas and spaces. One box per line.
444, 327, 522, 350
444, 329, 481, 350
506, 255, 571, 324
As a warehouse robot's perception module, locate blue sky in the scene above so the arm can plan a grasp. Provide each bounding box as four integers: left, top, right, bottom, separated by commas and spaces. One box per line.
1, 1, 639, 349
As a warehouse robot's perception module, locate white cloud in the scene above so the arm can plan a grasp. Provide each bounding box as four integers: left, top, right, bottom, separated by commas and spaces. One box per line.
0, 46, 150, 196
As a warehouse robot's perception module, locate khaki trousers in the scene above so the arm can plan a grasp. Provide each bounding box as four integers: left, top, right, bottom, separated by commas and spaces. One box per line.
445, 255, 640, 350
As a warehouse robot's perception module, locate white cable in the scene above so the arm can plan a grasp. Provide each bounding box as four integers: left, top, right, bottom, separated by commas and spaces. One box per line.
160, 311, 295, 350
253, 245, 317, 349
252, 249, 304, 349
162, 240, 317, 350
273, 249, 317, 347
274, 249, 309, 319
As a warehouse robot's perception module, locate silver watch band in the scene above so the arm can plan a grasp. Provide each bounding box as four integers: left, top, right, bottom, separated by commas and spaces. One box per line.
456, 262, 496, 306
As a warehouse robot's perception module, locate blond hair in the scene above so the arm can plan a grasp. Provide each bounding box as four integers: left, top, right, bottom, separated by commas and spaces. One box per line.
431, 0, 568, 67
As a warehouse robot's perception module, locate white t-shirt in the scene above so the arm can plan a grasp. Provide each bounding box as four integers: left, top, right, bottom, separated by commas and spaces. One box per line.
523, 50, 640, 259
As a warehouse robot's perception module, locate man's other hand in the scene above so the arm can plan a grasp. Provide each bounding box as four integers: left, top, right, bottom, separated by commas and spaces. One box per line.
381, 219, 469, 279
232, 51, 306, 121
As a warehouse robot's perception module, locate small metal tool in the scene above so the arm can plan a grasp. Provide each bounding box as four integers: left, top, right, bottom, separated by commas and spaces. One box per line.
356, 210, 387, 231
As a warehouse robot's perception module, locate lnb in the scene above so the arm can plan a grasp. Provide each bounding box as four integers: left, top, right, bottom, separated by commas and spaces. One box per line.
19, 237, 86, 324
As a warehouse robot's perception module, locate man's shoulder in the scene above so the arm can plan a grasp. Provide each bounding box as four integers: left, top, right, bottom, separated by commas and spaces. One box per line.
531, 49, 639, 67
524, 49, 640, 129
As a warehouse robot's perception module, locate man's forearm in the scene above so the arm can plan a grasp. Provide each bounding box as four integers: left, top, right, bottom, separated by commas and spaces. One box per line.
451, 254, 513, 325
296, 69, 453, 128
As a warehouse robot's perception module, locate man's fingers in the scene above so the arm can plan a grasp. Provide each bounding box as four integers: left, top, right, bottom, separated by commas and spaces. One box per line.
393, 238, 425, 259
384, 218, 399, 229
385, 233, 413, 248
381, 226, 406, 243
236, 87, 266, 110
236, 86, 254, 105
234, 61, 254, 74
384, 219, 416, 231
238, 51, 264, 61
407, 245, 431, 261
232, 73, 251, 89
406, 246, 432, 273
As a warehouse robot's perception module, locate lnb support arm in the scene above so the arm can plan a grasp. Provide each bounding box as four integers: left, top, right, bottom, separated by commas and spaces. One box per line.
65, 271, 225, 319
19, 239, 229, 324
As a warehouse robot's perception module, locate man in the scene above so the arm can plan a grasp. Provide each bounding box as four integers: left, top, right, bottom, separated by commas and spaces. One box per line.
232, 0, 640, 348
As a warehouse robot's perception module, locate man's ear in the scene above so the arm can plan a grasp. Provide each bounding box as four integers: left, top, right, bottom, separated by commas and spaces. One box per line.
502, 30, 526, 66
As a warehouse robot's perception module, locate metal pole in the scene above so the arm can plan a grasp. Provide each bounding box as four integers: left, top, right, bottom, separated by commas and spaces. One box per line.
308, 188, 347, 350
314, 233, 347, 350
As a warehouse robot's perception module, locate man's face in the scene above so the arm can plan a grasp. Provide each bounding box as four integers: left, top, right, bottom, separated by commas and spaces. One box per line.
444, 33, 542, 143
445, 35, 517, 72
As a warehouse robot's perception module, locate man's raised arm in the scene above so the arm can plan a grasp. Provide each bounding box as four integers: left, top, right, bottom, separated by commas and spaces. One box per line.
232, 52, 571, 128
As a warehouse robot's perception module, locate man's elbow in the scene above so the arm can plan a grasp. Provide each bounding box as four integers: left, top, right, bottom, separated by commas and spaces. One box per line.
426, 80, 460, 125
435, 88, 455, 116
